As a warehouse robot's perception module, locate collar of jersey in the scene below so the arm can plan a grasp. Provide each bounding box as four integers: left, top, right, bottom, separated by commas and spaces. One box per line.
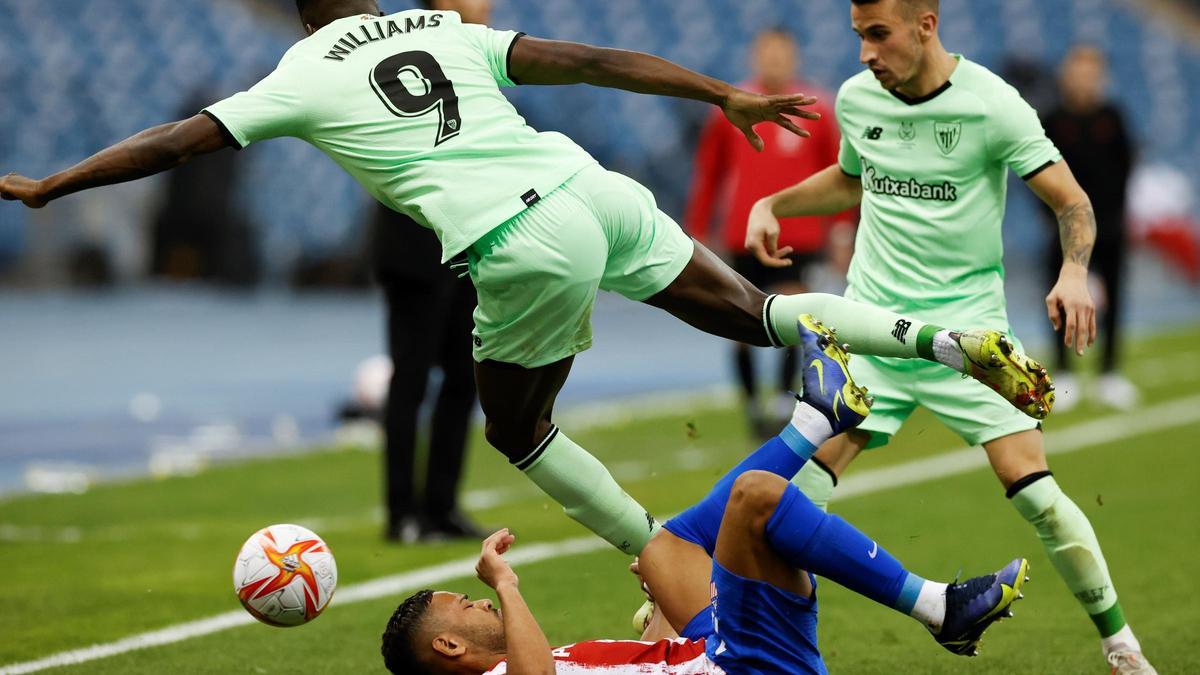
888, 54, 963, 106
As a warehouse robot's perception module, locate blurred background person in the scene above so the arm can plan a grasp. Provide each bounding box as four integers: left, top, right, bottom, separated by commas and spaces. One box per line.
372, 0, 492, 543
1041, 45, 1136, 411
684, 27, 852, 439
1128, 162, 1200, 285
151, 91, 259, 286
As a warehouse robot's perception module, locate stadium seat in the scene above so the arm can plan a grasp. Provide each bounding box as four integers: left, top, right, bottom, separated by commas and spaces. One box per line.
0, 0, 1196, 272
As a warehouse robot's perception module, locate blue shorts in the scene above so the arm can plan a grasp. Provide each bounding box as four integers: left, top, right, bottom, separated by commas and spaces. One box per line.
695, 561, 825, 675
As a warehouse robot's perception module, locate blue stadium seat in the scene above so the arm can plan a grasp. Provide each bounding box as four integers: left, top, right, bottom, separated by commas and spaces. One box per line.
0, 0, 1196, 273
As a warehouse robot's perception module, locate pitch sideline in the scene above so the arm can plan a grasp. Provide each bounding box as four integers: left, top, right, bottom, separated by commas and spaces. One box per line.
4, 393, 1200, 674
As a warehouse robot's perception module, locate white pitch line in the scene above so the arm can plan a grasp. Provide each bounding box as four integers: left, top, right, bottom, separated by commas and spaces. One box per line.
0, 537, 610, 675
5, 393, 1200, 674
836, 392, 1200, 499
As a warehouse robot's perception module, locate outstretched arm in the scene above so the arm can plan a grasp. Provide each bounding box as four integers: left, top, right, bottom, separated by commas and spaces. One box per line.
746, 164, 863, 267
476, 529, 554, 675
0, 114, 231, 208
1027, 161, 1097, 355
508, 36, 820, 151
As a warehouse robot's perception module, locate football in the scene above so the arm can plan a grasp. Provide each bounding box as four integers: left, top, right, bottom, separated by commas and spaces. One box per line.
232, 524, 338, 627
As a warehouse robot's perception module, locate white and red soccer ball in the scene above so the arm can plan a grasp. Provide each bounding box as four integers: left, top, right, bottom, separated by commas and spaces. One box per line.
233, 524, 338, 627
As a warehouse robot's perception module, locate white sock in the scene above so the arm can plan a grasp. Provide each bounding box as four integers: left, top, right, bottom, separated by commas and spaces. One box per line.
791, 401, 834, 447
910, 581, 949, 633
932, 330, 967, 374
1101, 624, 1141, 655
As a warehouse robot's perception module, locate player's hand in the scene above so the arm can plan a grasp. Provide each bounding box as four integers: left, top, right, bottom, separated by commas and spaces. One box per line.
722, 89, 820, 152
746, 197, 794, 268
0, 173, 49, 209
628, 558, 654, 602
476, 528, 519, 590
1045, 263, 1096, 356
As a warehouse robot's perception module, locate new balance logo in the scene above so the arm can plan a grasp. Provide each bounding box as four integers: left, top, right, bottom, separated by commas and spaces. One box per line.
862, 126, 884, 140
1074, 585, 1111, 605
892, 319, 912, 344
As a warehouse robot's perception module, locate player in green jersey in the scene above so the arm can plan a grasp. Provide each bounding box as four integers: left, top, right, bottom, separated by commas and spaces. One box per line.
745, 1, 1152, 672
5, 0, 1045, 608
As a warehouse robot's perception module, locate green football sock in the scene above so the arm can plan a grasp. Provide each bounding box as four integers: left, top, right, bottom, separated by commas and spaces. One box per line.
765, 293, 943, 360
521, 427, 658, 555
792, 459, 837, 512
1010, 474, 1125, 637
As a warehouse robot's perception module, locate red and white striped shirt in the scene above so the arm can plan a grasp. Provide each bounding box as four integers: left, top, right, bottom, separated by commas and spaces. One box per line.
483, 638, 724, 674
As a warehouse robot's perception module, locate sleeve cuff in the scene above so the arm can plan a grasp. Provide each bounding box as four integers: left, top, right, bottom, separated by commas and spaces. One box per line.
1020, 158, 1058, 181
505, 32, 527, 85
200, 110, 244, 150
840, 167, 861, 178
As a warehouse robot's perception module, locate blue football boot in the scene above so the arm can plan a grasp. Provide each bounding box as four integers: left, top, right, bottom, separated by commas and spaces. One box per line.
936, 558, 1030, 656
796, 314, 872, 435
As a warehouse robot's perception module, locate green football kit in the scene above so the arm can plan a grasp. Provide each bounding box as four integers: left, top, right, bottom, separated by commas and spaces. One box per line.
797, 56, 1134, 643
203, 10, 693, 368
835, 55, 1061, 448
201, 18, 1138, 648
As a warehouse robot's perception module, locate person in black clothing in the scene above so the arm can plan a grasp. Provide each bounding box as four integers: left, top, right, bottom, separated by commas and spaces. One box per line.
367, 0, 494, 540
371, 0, 494, 543
1041, 45, 1138, 410
152, 92, 259, 285
373, 204, 485, 543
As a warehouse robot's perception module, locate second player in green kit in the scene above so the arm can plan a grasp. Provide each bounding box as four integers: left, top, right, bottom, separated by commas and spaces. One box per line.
746, 1, 1154, 672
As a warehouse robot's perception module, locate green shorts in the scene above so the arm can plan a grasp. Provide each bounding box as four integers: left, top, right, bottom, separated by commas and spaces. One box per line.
852, 344, 1039, 449
466, 164, 694, 368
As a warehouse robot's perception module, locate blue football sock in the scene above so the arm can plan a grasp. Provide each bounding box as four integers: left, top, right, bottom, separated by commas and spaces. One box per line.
664, 407, 824, 555
764, 482, 927, 614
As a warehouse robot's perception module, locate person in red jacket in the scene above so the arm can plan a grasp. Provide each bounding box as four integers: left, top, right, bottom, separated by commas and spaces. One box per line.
685, 27, 852, 438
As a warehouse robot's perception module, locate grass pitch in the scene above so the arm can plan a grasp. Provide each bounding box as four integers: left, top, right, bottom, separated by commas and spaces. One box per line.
3, 326, 1199, 673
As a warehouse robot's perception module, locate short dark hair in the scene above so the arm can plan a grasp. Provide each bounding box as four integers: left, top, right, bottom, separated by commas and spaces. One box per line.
295, 0, 321, 16
381, 590, 437, 675
295, 0, 380, 26
850, 0, 939, 16
755, 25, 796, 41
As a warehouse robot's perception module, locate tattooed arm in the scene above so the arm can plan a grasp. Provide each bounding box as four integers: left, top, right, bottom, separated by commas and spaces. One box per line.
1027, 161, 1097, 355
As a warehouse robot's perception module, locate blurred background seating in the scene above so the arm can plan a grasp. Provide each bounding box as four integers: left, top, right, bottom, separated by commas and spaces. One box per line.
1, 0, 1199, 283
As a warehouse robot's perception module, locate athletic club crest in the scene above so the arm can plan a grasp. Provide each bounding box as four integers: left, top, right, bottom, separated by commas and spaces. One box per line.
934, 121, 961, 155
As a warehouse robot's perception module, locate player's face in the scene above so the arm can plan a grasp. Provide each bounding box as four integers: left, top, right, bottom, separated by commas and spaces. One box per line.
851, 1, 926, 91
752, 33, 798, 90
1060, 49, 1106, 109
428, 591, 506, 653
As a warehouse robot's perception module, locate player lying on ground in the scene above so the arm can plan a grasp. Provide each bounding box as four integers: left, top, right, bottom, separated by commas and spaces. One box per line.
744, 1, 1151, 672
380, 317, 1029, 674
1, 0, 1051, 565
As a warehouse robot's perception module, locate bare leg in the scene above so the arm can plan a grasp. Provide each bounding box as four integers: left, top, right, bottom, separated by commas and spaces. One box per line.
475, 356, 658, 554
643, 240, 771, 346
645, 241, 943, 360
983, 429, 1050, 490
638, 530, 717, 635
473, 357, 573, 462
811, 430, 870, 478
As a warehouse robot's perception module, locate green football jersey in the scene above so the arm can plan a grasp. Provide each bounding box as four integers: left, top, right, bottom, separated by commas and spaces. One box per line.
204, 10, 595, 261
836, 55, 1061, 327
